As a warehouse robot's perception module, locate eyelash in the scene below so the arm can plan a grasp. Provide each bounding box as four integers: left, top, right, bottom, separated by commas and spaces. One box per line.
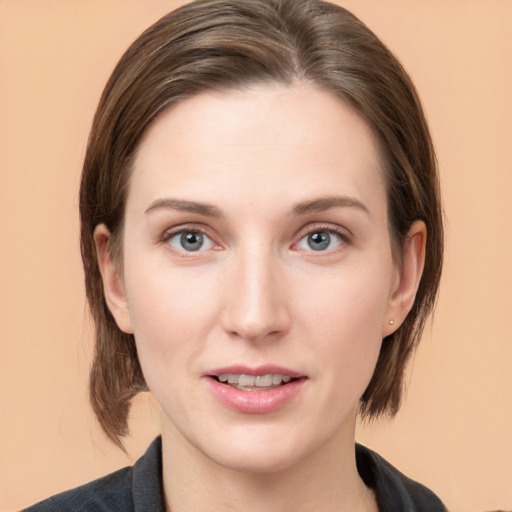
160, 225, 218, 254
293, 225, 352, 253
160, 224, 352, 254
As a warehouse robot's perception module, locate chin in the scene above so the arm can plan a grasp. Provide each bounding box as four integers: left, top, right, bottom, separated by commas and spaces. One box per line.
199, 427, 317, 475
214, 447, 303, 475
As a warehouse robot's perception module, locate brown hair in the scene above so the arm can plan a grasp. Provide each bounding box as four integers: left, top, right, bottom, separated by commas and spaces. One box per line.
80, 0, 443, 447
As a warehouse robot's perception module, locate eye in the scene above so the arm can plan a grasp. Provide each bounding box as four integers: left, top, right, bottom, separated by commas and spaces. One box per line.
296, 229, 344, 252
167, 230, 216, 252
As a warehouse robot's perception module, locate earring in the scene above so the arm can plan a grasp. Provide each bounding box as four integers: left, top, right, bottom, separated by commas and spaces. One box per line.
389, 320, 395, 325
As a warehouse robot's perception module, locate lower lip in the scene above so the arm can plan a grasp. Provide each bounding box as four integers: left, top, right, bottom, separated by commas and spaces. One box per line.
206, 377, 306, 414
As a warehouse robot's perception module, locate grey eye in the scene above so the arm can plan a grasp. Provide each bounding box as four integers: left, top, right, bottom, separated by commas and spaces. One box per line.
307, 231, 331, 251
181, 232, 204, 251
296, 229, 343, 252
167, 231, 214, 252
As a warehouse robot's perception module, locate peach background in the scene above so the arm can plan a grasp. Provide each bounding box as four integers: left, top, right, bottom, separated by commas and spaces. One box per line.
1, 1, 511, 511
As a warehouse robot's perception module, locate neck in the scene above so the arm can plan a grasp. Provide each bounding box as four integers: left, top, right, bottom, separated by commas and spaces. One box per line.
160, 412, 377, 512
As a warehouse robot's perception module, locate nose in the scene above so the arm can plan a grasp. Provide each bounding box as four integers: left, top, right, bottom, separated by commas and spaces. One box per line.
220, 243, 291, 344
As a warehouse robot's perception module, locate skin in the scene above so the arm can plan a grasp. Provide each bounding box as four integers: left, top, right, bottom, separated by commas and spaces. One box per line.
95, 83, 425, 512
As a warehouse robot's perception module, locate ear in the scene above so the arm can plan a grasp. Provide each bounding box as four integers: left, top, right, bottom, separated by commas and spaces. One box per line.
94, 224, 134, 334
383, 220, 426, 337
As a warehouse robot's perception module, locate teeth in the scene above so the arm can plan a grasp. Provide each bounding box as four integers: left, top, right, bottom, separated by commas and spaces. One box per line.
272, 375, 282, 385
217, 373, 294, 390
255, 374, 273, 387
239, 375, 255, 387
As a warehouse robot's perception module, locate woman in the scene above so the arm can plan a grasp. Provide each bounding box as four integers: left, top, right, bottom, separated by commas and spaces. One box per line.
26, 0, 445, 510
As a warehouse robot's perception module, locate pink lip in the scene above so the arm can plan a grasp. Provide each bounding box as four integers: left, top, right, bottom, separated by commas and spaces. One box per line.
204, 364, 307, 414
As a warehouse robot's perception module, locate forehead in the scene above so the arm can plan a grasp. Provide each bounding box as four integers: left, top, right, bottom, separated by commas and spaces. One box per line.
129, 83, 385, 213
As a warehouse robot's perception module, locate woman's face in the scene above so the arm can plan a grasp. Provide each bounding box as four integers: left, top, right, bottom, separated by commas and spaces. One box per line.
99, 83, 418, 473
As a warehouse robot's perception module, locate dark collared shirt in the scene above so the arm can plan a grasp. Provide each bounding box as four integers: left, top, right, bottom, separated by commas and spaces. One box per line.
24, 437, 446, 511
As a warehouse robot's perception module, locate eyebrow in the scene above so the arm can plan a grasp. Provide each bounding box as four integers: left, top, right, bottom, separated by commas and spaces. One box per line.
291, 196, 370, 216
144, 195, 369, 218
144, 198, 222, 217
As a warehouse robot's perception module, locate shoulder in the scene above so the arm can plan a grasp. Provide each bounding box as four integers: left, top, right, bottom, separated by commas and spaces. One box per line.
356, 444, 447, 512
23, 467, 134, 512
23, 437, 164, 512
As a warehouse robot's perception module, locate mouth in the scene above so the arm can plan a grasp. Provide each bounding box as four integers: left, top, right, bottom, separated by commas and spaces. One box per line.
205, 366, 307, 413
211, 373, 297, 391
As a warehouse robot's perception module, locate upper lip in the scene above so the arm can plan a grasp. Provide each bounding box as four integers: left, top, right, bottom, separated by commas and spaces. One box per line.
206, 364, 305, 379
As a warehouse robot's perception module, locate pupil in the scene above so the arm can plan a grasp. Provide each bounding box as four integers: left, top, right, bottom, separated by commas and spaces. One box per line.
181, 232, 203, 251
308, 231, 330, 251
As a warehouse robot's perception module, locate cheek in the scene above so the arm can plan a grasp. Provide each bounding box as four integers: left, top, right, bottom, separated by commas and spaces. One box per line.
298, 261, 392, 335
296, 263, 392, 378
122, 258, 219, 373
125, 247, 218, 323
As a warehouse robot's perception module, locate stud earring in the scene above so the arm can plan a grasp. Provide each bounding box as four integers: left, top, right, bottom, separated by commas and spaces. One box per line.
389, 320, 395, 325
